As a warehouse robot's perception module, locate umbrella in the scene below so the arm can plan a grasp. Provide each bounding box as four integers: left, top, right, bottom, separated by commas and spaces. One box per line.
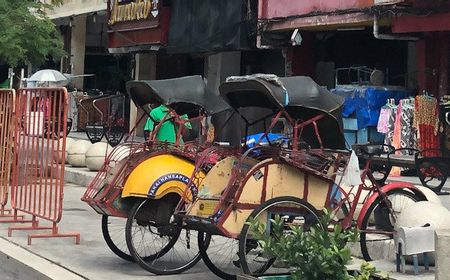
63, 73, 95, 79
28, 69, 69, 87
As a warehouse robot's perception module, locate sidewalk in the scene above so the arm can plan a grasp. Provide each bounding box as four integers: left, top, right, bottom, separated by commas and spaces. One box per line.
0, 178, 448, 279
0, 183, 218, 280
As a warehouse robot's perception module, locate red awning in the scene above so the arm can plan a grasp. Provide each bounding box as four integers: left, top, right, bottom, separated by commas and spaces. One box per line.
392, 12, 450, 33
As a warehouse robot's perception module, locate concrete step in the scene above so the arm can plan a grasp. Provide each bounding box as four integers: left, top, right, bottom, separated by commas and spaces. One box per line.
64, 165, 97, 188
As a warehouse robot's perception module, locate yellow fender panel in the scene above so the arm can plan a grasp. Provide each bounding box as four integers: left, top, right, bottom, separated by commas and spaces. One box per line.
122, 154, 204, 200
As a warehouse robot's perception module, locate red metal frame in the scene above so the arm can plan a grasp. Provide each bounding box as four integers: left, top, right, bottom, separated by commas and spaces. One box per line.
177, 104, 426, 242
355, 181, 422, 228
181, 143, 427, 241
326, 154, 426, 230
0, 89, 17, 219
7, 88, 79, 245
224, 155, 335, 237
176, 136, 339, 235
82, 105, 211, 217
253, 109, 326, 152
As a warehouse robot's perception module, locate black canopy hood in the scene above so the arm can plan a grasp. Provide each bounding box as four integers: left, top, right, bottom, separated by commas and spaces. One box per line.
219, 75, 345, 149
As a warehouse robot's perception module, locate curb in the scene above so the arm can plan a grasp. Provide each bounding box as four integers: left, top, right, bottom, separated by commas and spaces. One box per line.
64, 166, 96, 188
0, 237, 87, 280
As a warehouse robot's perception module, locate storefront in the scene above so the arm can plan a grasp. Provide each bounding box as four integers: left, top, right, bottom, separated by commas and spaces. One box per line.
106, 0, 171, 135
105, 0, 288, 139
165, 0, 287, 144
107, 0, 169, 53
257, 0, 450, 155
47, 1, 136, 132
391, 11, 450, 155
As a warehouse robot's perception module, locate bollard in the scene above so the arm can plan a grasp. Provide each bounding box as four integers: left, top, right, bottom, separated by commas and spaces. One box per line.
435, 229, 450, 280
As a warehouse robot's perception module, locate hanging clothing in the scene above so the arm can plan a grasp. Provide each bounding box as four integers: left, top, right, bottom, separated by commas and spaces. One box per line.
413, 95, 440, 156
392, 104, 402, 150
377, 107, 391, 134
389, 104, 403, 176
383, 107, 397, 148
413, 95, 439, 135
399, 100, 416, 152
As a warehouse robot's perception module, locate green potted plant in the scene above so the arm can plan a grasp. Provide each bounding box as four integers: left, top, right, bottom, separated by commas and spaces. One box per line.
247, 209, 387, 280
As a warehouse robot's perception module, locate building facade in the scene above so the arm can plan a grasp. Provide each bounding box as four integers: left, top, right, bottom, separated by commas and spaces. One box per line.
105, 0, 286, 137
257, 0, 450, 96
45, 0, 134, 96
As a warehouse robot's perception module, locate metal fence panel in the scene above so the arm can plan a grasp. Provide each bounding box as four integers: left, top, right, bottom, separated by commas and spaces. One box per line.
0, 89, 15, 214
9, 88, 79, 244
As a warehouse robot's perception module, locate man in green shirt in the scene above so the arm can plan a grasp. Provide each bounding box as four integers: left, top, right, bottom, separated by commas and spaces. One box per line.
144, 104, 191, 143
0, 78, 10, 88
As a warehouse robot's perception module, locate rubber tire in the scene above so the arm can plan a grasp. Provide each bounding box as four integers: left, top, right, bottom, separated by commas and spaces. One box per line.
359, 189, 423, 261
197, 231, 236, 280
239, 196, 320, 276
101, 215, 133, 262
125, 198, 201, 275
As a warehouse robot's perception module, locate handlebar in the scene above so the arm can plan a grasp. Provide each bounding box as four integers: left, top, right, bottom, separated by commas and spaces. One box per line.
92, 95, 126, 125
352, 144, 395, 158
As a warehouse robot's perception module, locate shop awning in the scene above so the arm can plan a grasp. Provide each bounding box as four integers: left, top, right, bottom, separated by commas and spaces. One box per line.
167, 0, 255, 54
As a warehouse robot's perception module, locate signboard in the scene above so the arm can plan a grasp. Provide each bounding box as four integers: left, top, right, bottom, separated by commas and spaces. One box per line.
108, 0, 159, 25
107, 0, 169, 51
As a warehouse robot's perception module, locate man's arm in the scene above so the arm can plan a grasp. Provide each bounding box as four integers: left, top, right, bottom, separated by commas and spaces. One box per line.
181, 114, 192, 129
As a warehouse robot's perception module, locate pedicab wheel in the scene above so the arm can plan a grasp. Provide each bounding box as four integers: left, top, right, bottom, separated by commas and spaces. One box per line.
101, 215, 133, 262
239, 196, 321, 277
102, 210, 175, 263
125, 198, 202, 275
359, 189, 424, 262
197, 231, 239, 280
416, 159, 448, 192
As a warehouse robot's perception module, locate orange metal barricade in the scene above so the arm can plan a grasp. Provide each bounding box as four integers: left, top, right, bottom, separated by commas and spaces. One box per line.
8, 88, 80, 245
0, 89, 16, 218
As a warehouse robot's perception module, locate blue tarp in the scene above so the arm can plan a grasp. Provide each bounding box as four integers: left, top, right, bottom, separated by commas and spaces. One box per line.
245, 133, 288, 148
332, 86, 409, 129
